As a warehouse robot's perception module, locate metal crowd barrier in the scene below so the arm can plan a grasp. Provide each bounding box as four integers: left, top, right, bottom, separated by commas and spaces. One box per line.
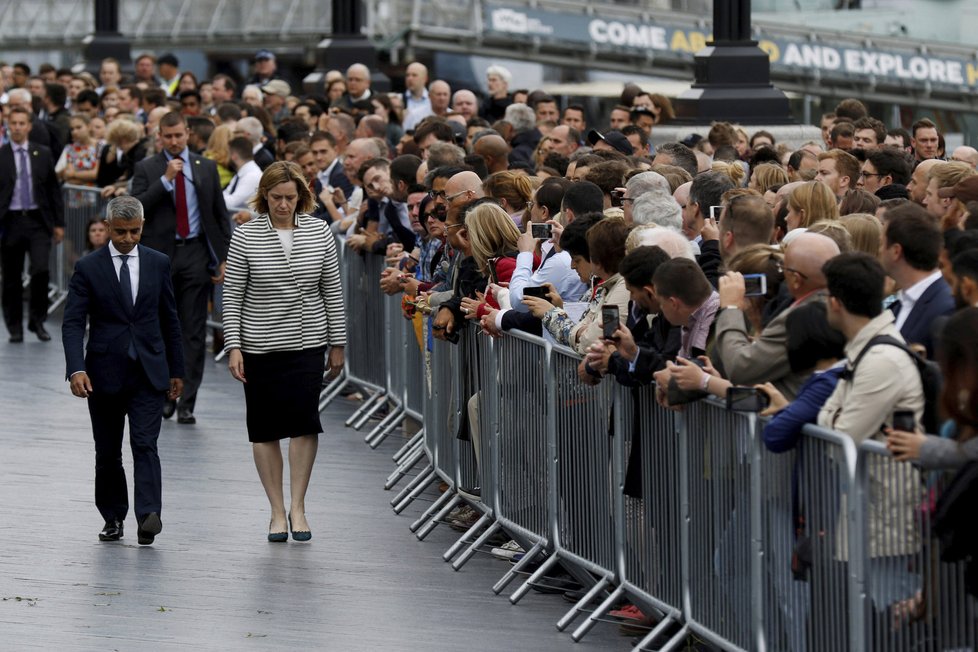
334, 249, 978, 651
44, 184, 107, 313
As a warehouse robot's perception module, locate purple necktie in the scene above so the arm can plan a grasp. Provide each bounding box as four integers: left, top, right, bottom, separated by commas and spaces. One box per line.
17, 148, 31, 209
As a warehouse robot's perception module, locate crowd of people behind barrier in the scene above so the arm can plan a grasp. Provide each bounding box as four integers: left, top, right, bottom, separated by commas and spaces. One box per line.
1, 49, 978, 647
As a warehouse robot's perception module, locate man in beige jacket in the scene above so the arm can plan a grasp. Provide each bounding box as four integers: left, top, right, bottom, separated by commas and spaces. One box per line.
819, 252, 924, 609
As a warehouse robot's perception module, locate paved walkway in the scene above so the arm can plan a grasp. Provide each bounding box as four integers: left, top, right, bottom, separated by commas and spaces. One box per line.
0, 318, 632, 651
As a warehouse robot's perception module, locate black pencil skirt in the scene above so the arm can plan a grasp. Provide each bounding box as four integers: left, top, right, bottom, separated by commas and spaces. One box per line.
242, 346, 327, 443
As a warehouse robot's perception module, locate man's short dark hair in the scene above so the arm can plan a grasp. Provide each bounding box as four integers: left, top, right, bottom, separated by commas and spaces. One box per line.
885, 203, 942, 271
179, 89, 201, 104
830, 121, 855, 142
657, 142, 698, 177
188, 116, 214, 142
834, 98, 868, 122
425, 165, 468, 188
228, 136, 254, 161
621, 125, 648, 149
562, 181, 605, 217
535, 177, 572, 216
887, 127, 912, 148
143, 88, 166, 108
619, 246, 670, 288
159, 111, 187, 129
653, 258, 712, 307
13, 62, 30, 76
413, 118, 454, 145
912, 117, 938, 138
390, 154, 422, 187
541, 152, 569, 177
785, 302, 846, 373
952, 250, 978, 286
824, 252, 886, 319
585, 160, 630, 196
947, 229, 978, 260
559, 212, 602, 260
7, 105, 32, 122
722, 195, 774, 248
216, 102, 242, 124
358, 157, 390, 183
76, 89, 100, 107
45, 82, 66, 107
689, 170, 736, 218
212, 73, 237, 94
866, 148, 912, 186
121, 84, 143, 102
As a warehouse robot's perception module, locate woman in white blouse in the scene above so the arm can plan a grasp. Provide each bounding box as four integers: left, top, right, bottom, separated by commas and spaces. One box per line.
223, 161, 346, 542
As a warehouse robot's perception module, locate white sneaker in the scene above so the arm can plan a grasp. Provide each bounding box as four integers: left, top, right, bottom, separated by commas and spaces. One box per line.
490, 539, 525, 561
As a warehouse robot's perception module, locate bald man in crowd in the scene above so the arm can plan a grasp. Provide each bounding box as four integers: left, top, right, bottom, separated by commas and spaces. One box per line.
951, 146, 978, 169
713, 231, 841, 400
428, 80, 452, 119
452, 90, 479, 122
338, 63, 372, 108
907, 159, 942, 205
473, 135, 511, 174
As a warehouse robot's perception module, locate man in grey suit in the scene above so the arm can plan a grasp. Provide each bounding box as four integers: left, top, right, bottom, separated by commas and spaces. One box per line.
713, 232, 840, 400
131, 111, 231, 425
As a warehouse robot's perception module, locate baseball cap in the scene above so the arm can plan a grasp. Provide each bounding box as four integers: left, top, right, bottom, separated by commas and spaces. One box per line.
255, 49, 275, 61
630, 106, 655, 121
261, 79, 292, 98
937, 176, 978, 203
587, 129, 634, 156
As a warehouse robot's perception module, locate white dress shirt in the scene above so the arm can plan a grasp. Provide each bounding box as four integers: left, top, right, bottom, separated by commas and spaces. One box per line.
108, 240, 139, 305
223, 159, 263, 210
894, 269, 943, 331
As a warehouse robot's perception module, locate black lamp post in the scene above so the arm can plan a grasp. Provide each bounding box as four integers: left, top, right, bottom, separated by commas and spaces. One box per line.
673, 0, 791, 124
82, 0, 131, 70
305, 0, 389, 94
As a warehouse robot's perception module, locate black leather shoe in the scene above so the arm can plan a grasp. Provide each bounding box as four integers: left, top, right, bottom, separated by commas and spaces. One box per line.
162, 399, 176, 419
137, 512, 162, 545
27, 321, 51, 341
99, 519, 124, 541
8, 330, 23, 343
177, 408, 196, 425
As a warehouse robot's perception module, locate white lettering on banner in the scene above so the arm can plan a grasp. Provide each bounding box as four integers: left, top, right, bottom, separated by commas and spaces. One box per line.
589, 19, 667, 50
783, 44, 841, 70
490, 8, 554, 36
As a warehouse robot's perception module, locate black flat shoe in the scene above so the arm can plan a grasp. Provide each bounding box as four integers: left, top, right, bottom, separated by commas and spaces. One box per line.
289, 513, 311, 542
162, 399, 176, 419
27, 321, 51, 341
177, 408, 196, 425
137, 512, 162, 545
9, 330, 23, 343
99, 518, 124, 541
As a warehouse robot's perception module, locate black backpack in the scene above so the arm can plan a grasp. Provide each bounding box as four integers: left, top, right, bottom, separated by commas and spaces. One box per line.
845, 334, 943, 434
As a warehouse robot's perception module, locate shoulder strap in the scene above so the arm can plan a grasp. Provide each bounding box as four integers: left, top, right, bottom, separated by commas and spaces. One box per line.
846, 334, 913, 379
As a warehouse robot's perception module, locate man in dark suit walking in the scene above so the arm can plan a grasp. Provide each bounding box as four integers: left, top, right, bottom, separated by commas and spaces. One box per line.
131, 111, 231, 424
882, 204, 955, 359
62, 196, 185, 545
0, 105, 64, 343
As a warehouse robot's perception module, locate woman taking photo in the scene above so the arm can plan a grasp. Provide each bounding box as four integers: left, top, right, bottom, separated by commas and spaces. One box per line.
223, 161, 346, 543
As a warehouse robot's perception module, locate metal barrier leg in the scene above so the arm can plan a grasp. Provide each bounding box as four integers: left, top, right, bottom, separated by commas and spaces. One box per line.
632, 620, 688, 652
367, 410, 406, 449
392, 429, 424, 463
510, 554, 561, 605
344, 390, 383, 427
390, 462, 433, 508
442, 512, 491, 562
392, 467, 435, 515
384, 446, 424, 490
365, 405, 404, 445
556, 577, 610, 632
318, 374, 349, 411
416, 493, 461, 541
451, 521, 502, 571
493, 541, 545, 595
350, 392, 389, 430
410, 486, 454, 533
570, 583, 625, 642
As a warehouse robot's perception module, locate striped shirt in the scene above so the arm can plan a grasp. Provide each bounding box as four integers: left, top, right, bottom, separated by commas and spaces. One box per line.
222, 213, 347, 353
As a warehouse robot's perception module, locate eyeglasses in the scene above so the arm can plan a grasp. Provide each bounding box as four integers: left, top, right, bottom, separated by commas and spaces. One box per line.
444, 189, 470, 203
444, 223, 465, 230
428, 189, 447, 199
525, 201, 535, 209
784, 267, 809, 280
859, 171, 882, 178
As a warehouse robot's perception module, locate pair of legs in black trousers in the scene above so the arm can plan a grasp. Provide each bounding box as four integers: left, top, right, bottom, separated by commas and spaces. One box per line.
170, 238, 211, 417
1, 213, 50, 336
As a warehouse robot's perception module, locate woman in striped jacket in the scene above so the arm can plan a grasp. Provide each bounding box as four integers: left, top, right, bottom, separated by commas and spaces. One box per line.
223, 161, 346, 543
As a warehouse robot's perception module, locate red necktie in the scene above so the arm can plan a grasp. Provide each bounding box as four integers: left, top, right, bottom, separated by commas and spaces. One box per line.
175, 168, 190, 239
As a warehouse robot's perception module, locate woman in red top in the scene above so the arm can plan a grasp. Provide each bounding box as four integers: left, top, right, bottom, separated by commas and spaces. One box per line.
460, 202, 539, 320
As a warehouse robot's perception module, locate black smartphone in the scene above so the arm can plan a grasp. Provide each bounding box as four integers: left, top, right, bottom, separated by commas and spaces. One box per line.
743, 273, 768, 297
610, 189, 625, 208
892, 410, 916, 432
726, 386, 770, 412
601, 305, 619, 340
531, 223, 552, 239
523, 286, 549, 299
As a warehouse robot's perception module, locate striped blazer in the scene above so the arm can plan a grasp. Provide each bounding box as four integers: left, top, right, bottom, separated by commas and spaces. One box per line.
222, 213, 347, 353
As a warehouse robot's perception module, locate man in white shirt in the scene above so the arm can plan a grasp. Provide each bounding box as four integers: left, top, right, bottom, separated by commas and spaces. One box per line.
401, 62, 430, 130
880, 204, 955, 358
224, 137, 263, 216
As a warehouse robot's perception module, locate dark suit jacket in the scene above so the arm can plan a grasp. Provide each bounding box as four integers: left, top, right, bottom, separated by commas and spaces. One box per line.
62, 245, 185, 394
130, 151, 231, 262
328, 160, 355, 200
894, 276, 955, 359
254, 147, 274, 171
0, 141, 64, 233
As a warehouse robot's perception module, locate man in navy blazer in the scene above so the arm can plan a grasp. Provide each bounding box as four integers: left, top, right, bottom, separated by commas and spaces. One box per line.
62, 197, 185, 545
882, 204, 955, 359
0, 105, 64, 343
131, 110, 230, 424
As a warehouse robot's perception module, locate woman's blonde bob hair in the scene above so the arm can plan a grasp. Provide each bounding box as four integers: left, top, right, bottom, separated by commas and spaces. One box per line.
465, 202, 521, 276
250, 161, 316, 216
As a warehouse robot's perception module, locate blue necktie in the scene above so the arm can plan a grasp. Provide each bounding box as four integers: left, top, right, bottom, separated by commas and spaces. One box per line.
119, 255, 137, 360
